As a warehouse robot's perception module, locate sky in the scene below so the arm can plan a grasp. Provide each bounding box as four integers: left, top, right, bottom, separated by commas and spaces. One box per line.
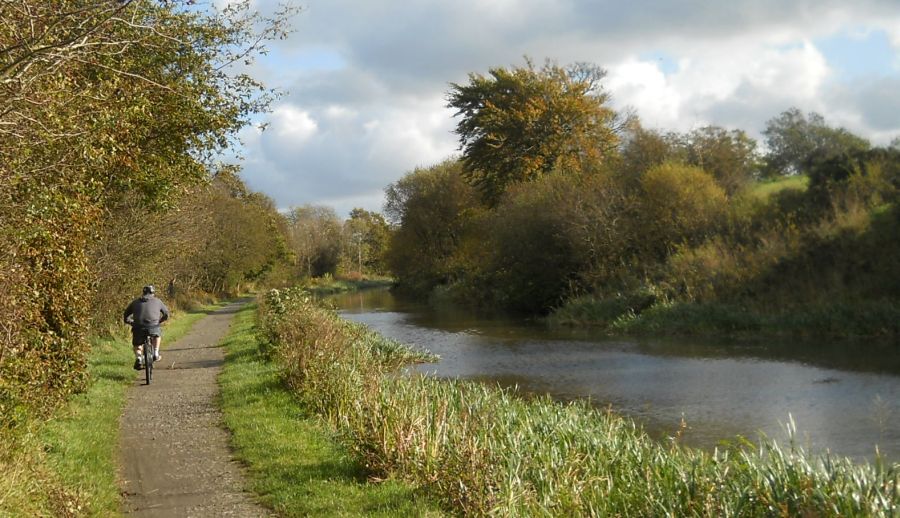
214, 0, 900, 217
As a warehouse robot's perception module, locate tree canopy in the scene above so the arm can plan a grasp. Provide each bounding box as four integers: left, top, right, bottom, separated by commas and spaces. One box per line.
447, 60, 619, 205
762, 108, 870, 176
0, 0, 298, 436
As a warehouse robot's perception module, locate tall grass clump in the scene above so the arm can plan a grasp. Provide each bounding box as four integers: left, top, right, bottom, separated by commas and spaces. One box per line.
260, 287, 899, 516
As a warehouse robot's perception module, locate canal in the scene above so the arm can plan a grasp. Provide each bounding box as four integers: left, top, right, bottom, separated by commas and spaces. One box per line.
330, 288, 900, 461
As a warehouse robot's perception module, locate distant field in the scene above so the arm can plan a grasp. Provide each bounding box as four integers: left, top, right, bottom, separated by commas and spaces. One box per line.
748, 175, 809, 199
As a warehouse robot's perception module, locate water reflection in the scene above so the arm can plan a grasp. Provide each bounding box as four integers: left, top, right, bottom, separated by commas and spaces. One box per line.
329, 289, 900, 461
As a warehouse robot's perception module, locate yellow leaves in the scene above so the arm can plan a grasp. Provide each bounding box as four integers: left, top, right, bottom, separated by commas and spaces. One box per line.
449, 61, 618, 205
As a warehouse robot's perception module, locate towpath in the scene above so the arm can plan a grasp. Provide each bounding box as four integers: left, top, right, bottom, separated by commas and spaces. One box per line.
118, 300, 268, 517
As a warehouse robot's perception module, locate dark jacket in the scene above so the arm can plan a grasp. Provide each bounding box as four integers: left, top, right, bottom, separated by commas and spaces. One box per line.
124, 295, 170, 334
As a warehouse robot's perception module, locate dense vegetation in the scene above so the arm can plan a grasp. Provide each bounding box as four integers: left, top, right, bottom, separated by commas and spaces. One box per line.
0, 2, 305, 512
259, 287, 899, 516
385, 61, 900, 336
2, 2, 897, 511
0, 5, 400, 513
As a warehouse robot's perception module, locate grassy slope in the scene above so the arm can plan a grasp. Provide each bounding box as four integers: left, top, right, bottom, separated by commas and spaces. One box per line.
36, 304, 216, 516
302, 277, 394, 297
551, 175, 900, 338
218, 304, 445, 517
747, 174, 809, 199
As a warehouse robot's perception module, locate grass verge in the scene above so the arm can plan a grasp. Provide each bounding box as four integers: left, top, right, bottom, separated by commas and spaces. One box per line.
746, 174, 809, 200
0, 302, 223, 517
219, 303, 445, 517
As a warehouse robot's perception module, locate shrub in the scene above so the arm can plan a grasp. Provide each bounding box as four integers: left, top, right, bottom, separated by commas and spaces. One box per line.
637, 162, 728, 261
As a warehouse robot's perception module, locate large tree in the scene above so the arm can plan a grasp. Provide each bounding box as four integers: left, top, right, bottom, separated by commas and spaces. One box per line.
684, 126, 760, 195
762, 108, 869, 176
342, 208, 390, 275
447, 60, 619, 205
384, 160, 480, 292
287, 206, 342, 278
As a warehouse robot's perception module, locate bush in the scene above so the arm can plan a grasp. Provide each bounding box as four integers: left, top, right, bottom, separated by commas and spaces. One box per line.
638, 162, 728, 260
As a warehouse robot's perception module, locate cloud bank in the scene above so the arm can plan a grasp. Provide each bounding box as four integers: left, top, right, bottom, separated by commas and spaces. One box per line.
231, 0, 900, 215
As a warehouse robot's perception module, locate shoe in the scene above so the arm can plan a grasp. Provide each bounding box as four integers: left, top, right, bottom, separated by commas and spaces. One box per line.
133, 359, 143, 370
153, 353, 161, 361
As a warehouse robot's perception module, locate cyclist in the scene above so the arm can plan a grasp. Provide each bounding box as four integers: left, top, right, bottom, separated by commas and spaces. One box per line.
124, 285, 170, 370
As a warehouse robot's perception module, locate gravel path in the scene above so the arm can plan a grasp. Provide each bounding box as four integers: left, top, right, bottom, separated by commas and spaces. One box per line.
118, 301, 269, 517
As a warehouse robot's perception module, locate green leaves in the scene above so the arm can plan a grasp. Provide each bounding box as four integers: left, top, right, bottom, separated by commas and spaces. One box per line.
0, 0, 299, 436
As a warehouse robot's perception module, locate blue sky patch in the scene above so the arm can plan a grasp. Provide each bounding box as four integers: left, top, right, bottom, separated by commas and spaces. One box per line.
815, 29, 898, 80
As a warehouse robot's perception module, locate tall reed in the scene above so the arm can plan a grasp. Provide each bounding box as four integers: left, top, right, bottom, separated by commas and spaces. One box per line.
259, 287, 899, 516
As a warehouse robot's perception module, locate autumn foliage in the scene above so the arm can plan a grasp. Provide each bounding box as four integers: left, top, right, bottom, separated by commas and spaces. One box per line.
0, 1, 297, 436
388, 61, 900, 330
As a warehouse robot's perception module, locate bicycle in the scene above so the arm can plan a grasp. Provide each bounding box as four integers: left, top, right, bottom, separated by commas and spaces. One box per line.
141, 333, 154, 385
127, 321, 156, 385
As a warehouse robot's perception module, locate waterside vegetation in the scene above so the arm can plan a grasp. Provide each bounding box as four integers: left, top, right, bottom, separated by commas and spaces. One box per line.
384, 63, 900, 338
259, 287, 900, 516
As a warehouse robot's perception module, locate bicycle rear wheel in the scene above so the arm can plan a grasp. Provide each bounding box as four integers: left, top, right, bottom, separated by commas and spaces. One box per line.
144, 338, 153, 385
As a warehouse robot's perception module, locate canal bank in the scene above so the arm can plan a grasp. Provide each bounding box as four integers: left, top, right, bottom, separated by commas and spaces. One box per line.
330, 287, 900, 462
264, 287, 898, 516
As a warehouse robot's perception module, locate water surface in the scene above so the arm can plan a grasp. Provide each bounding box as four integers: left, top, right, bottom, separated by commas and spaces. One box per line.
330, 289, 900, 461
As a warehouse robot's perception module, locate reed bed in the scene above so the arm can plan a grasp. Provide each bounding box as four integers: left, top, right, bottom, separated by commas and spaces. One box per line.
259, 287, 899, 517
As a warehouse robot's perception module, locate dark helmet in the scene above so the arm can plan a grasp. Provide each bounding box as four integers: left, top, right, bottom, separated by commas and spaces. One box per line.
142, 285, 155, 295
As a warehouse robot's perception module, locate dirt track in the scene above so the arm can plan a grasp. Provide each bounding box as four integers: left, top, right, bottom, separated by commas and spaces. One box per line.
118, 301, 269, 517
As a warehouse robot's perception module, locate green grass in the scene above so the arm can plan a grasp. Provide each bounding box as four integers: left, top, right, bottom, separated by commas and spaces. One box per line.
548, 290, 658, 328
747, 174, 809, 199
37, 303, 222, 516
551, 296, 900, 338
219, 303, 445, 517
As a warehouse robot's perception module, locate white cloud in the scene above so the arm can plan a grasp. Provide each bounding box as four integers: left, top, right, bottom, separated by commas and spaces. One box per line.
270, 105, 318, 142
889, 20, 900, 47
239, 94, 456, 214
607, 60, 683, 128
606, 39, 830, 134
230, 0, 900, 214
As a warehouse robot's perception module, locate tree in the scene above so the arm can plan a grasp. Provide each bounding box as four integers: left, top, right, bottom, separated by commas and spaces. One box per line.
478, 174, 595, 313
342, 209, 390, 275
684, 126, 760, 195
805, 147, 900, 209
384, 160, 480, 292
616, 123, 684, 186
287, 206, 342, 278
637, 162, 727, 260
447, 60, 619, 205
0, 0, 298, 430
762, 108, 869, 176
